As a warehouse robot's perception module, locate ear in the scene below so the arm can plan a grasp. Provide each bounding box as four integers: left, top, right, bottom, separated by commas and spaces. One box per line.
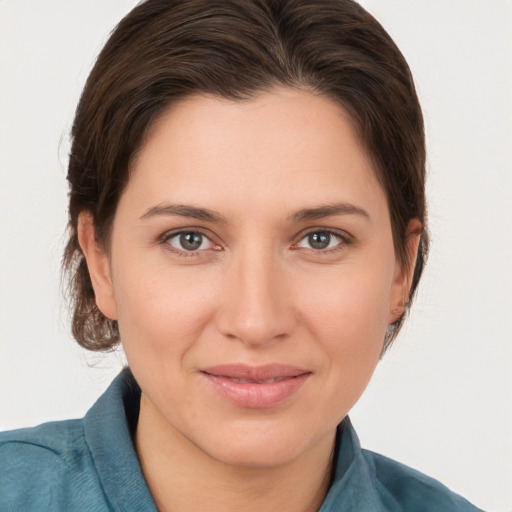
388, 218, 422, 324
77, 212, 118, 320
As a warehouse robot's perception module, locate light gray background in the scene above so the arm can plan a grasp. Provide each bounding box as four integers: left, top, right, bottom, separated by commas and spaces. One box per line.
0, 1, 510, 510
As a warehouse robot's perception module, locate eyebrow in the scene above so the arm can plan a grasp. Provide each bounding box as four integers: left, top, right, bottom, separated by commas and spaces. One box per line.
289, 202, 370, 223
140, 201, 370, 224
140, 203, 227, 223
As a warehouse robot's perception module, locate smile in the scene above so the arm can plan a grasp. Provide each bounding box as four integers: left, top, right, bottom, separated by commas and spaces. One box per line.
229, 377, 288, 384
200, 364, 311, 409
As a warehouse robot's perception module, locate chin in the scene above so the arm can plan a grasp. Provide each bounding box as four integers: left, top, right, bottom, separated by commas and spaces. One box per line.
195, 418, 332, 469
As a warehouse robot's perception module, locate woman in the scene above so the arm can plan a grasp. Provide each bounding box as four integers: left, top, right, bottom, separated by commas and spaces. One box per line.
0, 0, 484, 510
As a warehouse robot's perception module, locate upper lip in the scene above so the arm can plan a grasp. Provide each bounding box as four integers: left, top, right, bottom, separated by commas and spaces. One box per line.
201, 364, 310, 381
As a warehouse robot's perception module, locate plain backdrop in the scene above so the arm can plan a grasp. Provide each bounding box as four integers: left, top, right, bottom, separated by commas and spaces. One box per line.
0, 1, 510, 510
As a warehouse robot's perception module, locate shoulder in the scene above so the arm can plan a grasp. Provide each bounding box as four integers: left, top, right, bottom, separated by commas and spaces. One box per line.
0, 420, 106, 511
1, 417, 84, 447
0, 419, 85, 473
361, 449, 484, 512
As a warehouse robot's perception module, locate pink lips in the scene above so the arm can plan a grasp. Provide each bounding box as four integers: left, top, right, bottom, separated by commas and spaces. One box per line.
201, 364, 311, 409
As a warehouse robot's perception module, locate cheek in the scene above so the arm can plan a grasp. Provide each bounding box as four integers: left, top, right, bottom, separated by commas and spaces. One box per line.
299, 276, 389, 416
112, 258, 220, 358
298, 263, 394, 345
295, 255, 395, 392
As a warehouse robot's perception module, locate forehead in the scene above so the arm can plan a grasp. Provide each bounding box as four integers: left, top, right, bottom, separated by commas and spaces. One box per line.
125, 88, 387, 220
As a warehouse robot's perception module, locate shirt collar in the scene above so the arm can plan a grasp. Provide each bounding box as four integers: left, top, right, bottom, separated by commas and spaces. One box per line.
84, 368, 158, 512
320, 417, 384, 511
84, 369, 383, 512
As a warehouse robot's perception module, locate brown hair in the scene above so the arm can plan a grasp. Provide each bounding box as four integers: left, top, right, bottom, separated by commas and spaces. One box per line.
64, 0, 428, 353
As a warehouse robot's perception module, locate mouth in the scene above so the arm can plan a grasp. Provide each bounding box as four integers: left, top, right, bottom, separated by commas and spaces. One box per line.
224, 376, 291, 384
200, 364, 311, 409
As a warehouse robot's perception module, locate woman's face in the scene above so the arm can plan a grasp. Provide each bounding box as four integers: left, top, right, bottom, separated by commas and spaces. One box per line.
84, 88, 412, 468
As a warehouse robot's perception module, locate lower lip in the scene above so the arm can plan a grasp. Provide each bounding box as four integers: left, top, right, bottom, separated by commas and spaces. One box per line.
202, 373, 310, 409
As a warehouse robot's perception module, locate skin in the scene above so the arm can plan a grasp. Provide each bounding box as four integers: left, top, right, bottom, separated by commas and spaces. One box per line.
79, 88, 420, 512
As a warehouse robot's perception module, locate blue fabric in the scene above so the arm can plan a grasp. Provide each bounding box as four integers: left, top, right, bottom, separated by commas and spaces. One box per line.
0, 369, 483, 511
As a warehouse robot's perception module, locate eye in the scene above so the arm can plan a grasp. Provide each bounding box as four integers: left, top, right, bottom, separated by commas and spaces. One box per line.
165, 231, 215, 252
296, 230, 345, 251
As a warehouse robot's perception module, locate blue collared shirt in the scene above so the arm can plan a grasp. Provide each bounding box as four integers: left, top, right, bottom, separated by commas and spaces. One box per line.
0, 369, 483, 511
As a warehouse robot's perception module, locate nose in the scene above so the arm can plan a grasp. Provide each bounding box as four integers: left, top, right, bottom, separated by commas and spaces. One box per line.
215, 245, 296, 347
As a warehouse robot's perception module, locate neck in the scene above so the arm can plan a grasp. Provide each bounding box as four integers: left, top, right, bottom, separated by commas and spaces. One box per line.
135, 393, 336, 512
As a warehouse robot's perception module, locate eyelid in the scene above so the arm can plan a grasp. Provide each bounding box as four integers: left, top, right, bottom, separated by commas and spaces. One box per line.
159, 228, 222, 256
157, 226, 353, 257
291, 227, 353, 253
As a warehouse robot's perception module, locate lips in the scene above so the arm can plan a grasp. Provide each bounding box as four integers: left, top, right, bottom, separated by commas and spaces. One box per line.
200, 364, 311, 409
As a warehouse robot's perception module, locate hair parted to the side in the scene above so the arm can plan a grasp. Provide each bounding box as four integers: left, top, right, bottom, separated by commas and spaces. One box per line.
63, 0, 428, 353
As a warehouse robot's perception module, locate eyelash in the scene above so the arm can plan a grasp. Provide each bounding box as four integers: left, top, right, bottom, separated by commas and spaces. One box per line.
159, 228, 351, 257
292, 228, 351, 255
160, 229, 220, 257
